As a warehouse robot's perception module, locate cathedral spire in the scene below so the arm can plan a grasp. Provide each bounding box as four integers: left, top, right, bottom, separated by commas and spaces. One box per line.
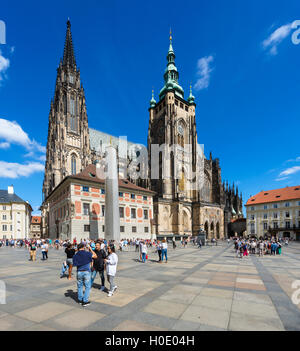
159, 30, 184, 100
187, 84, 195, 104
62, 19, 76, 69
150, 89, 156, 108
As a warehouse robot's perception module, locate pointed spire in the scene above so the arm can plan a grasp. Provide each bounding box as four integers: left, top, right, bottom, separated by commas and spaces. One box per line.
159, 29, 184, 100
169, 28, 174, 53
62, 19, 76, 68
150, 89, 156, 108
187, 83, 195, 104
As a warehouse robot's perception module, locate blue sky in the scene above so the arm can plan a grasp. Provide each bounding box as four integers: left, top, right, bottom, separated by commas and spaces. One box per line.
0, 0, 300, 215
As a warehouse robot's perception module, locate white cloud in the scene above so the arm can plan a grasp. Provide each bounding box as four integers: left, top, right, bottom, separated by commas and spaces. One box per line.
0, 118, 46, 153
275, 176, 289, 182
0, 161, 44, 179
286, 156, 300, 163
0, 141, 10, 149
262, 23, 293, 55
279, 166, 300, 177
194, 55, 214, 91
0, 50, 9, 82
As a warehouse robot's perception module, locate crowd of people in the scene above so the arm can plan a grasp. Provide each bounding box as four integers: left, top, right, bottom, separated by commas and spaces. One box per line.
233, 237, 289, 258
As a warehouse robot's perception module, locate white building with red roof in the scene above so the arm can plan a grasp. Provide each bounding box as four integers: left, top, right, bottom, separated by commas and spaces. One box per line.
44, 164, 155, 240
245, 185, 300, 239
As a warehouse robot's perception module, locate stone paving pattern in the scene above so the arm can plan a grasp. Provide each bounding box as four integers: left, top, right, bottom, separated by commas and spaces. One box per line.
0, 242, 300, 331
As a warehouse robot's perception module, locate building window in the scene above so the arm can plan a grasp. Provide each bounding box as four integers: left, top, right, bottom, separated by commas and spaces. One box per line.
84, 225, 90, 232
251, 206, 255, 211
101, 205, 105, 217
102, 225, 105, 232
144, 227, 149, 233
250, 223, 255, 234
286, 212, 290, 218
71, 155, 76, 175
132, 226, 137, 233
119, 192, 123, 197
120, 226, 124, 232
263, 213, 267, 219
131, 194, 135, 199
101, 189, 105, 194
69, 74, 74, 84
273, 204, 278, 209
82, 186, 89, 192
263, 223, 268, 230
131, 208, 136, 219
273, 213, 278, 219
2, 215, 6, 220
286, 221, 290, 229
264, 205, 268, 210
119, 207, 124, 218
2, 225, 7, 231
251, 215, 255, 220
3, 205, 6, 210
273, 222, 278, 229
83, 203, 90, 216
144, 210, 148, 219
285, 202, 290, 207
143, 195, 147, 201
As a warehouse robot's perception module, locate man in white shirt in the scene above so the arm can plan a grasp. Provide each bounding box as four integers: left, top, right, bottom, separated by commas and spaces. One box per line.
41, 241, 48, 260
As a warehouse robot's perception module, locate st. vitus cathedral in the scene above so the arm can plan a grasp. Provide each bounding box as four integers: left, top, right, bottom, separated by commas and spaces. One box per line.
41, 21, 243, 238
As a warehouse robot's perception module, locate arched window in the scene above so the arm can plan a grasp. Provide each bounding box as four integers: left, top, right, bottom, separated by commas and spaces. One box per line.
71, 155, 76, 175
69, 97, 77, 132
177, 123, 184, 148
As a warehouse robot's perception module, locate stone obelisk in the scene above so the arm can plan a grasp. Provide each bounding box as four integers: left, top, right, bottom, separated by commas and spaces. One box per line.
104, 143, 120, 242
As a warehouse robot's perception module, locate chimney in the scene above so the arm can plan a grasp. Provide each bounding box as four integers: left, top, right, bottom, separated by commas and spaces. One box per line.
8, 185, 14, 194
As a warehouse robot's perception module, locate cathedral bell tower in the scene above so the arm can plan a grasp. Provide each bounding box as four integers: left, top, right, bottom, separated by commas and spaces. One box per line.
147, 31, 198, 202
42, 20, 91, 200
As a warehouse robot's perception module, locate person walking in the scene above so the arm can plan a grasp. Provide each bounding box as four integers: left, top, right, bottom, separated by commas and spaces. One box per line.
41, 241, 48, 260
259, 241, 264, 257
91, 242, 107, 290
29, 240, 37, 261
141, 242, 147, 263
172, 236, 176, 250
64, 243, 76, 280
72, 243, 96, 306
161, 239, 168, 263
157, 241, 162, 262
105, 245, 118, 297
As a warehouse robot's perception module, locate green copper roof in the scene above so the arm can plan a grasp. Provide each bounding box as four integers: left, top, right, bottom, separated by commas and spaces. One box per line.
159, 34, 184, 100
150, 90, 156, 108
187, 85, 195, 104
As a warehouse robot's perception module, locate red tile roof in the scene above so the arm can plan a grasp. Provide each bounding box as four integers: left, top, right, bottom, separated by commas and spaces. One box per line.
246, 185, 300, 206
71, 164, 156, 195
31, 216, 41, 224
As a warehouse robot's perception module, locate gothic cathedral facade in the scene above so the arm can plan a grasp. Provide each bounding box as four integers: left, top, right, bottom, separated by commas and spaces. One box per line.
41, 21, 243, 238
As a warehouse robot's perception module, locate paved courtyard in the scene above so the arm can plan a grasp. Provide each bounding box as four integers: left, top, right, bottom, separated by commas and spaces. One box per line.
0, 242, 300, 331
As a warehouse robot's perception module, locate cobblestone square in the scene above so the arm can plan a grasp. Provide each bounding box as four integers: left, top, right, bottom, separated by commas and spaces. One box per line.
0, 242, 300, 331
